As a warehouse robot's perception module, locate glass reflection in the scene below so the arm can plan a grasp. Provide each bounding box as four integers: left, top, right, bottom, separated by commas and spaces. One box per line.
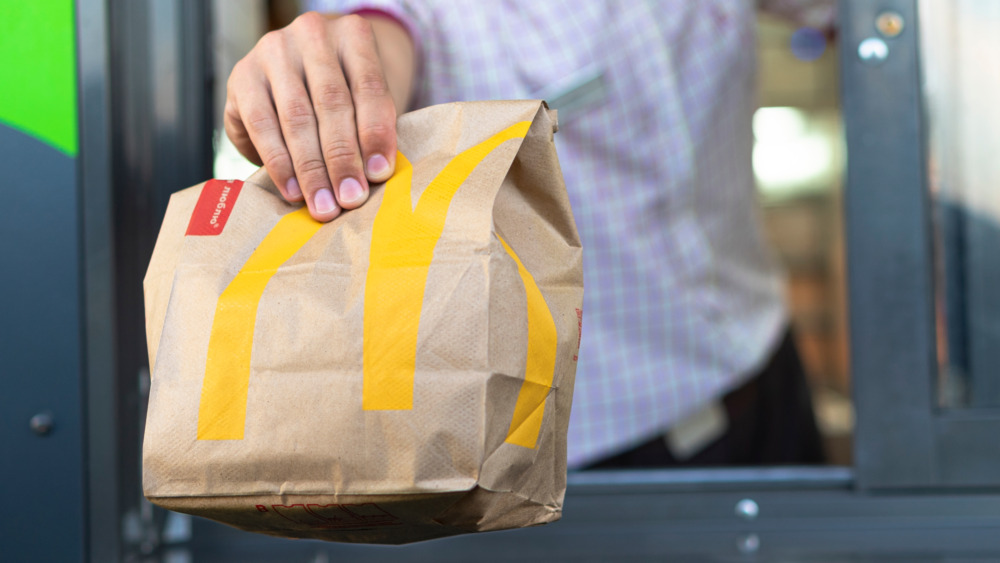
921, 0, 1000, 407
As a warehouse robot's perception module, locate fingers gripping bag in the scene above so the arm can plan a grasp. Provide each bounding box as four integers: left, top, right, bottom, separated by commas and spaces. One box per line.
142, 100, 584, 544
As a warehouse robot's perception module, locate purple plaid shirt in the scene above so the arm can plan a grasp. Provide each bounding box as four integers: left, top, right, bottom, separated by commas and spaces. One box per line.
309, 0, 834, 467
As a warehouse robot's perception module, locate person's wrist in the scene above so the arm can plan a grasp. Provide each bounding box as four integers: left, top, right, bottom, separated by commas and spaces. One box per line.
352, 8, 417, 113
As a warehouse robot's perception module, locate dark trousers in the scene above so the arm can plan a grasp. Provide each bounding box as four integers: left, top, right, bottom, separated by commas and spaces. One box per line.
587, 329, 826, 469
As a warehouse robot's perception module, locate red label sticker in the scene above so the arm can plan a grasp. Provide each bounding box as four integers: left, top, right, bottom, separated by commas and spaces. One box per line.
185, 179, 244, 236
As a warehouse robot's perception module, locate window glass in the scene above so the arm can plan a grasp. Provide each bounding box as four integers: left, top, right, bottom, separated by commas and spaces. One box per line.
921, 0, 1000, 408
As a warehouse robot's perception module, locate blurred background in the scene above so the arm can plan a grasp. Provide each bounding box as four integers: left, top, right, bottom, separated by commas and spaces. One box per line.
755, 12, 850, 467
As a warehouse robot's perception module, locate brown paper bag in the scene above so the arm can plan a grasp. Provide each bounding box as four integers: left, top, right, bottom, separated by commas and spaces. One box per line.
142, 100, 583, 544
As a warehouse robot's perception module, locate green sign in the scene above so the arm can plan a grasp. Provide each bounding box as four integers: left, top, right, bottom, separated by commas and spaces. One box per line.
0, 1, 78, 156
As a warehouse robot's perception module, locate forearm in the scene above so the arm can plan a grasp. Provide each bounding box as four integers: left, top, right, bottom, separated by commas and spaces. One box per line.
367, 15, 416, 114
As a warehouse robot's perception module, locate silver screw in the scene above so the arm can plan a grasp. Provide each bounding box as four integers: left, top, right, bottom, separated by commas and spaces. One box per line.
858, 37, 889, 65
735, 498, 759, 520
30, 412, 54, 436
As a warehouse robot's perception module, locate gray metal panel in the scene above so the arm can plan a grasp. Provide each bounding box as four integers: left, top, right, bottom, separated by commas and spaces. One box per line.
966, 208, 1000, 406
938, 199, 970, 403
840, 0, 938, 489
934, 412, 1000, 485
107, 2, 163, 555
177, 469, 1000, 562
0, 127, 86, 560
102, 0, 215, 557
77, 0, 121, 561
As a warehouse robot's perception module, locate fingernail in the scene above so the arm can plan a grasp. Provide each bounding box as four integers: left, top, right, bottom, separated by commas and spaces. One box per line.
286, 178, 301, 198
314, 188, 338, 214
367, 154, 390, 177
339, 177, 366, 204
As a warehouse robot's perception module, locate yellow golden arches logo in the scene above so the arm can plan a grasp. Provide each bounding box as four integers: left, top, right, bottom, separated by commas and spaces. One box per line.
197, 120, 557, 449
362, 121, 531, 411
496, 234, 558, 449
196, 207, 321, 440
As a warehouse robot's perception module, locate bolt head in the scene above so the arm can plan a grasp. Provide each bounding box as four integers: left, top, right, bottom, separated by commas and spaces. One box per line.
30, 412, 54, 436
735, 498, 759, 520
877, 11, 905, 38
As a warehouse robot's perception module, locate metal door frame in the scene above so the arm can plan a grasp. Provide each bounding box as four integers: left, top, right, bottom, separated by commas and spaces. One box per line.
75, 0, 215, 560
842, 0, 1000, 489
